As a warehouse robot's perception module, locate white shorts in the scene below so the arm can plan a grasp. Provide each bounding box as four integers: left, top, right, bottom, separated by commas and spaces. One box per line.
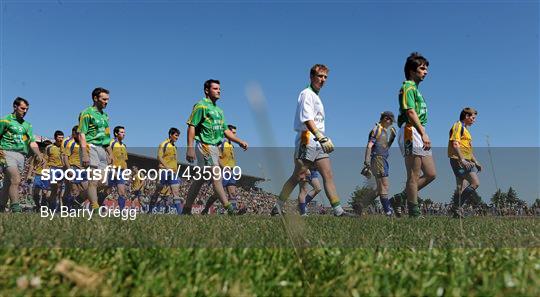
1, 150, 26, 173
398, 124, 432, 157
294, 131, 329, 163
195, 141, 221, 167
81, 144, 108, 170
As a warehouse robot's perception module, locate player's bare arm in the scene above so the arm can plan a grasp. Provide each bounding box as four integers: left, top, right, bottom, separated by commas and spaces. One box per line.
364, 141, 374, 166
79, 133, 90, 167
224, 129, 248, 150
186, 125, 196, 163
452, 140, 472, 169
106, 145, 113, 165
29, 141, 43, 164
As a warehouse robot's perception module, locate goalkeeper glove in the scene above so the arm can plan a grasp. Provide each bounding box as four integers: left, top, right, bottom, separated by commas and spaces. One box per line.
361, 164, 372, 178
313, 130, 335, 154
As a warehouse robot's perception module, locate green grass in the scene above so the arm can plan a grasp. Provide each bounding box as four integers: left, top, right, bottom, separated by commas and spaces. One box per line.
0, 214, 538, 296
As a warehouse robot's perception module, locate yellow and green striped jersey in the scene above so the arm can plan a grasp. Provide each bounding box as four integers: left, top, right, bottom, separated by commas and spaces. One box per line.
398, 80, 427, 128
78, 106, 111, 146
187, 98, 228, 145
0, 113, 36, 154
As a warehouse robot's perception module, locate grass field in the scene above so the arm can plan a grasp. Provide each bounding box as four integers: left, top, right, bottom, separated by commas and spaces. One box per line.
0, 214, 539, 296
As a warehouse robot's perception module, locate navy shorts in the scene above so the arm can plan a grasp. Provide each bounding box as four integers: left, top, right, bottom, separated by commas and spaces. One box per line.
109, 168, 128, 186
450, 158, 477, 177
370, 155, 389, 178
222, 174, 239, 187
33, 175, 50, 190
159, 170, 181, 186
307, 170, 320, 182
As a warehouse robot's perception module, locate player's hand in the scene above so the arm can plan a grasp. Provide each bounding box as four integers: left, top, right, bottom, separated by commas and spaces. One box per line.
34, 153, 44, 166
460, 158, 473, 170
239, 141, 248, 151
361, 165, 372, 178
319, 137, 334, 153
186, 147, 196, 163
421, 133, 431, 150
475, 162, 482, 172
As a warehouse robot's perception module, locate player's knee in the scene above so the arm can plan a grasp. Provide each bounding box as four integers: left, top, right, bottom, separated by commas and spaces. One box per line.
426, 172, 436, 183
293, 172, 307, 183
406, 177, 418, 187
406, 173, 419, 183
313, 188, 322, 195
10, 178, 21, 187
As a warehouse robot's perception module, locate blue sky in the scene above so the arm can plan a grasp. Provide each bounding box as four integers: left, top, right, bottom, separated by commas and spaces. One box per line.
1, 1, 539, 202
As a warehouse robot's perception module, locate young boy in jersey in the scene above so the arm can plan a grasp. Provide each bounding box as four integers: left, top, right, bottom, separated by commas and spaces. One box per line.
448, 108, 482, 218
148, 128, 183, 214
26, 141, 51, 212
130, 165, 145, 211
297, 169, 322, 216
363, 111, 397, 216
45, 130, 64, 210
62, 125, 89, 209
395, 53, 437, 218
109, 126, 129, 210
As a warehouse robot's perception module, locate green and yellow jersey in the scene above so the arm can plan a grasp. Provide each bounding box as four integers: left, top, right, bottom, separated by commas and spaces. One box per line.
78, 106, 110, 146
186, 98, 228, 145
398, 80, 428, 128
0, 113, 36, 154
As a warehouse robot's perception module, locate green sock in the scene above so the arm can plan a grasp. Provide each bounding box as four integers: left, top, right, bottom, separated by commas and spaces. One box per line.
10, 203, 22, 213
407, 202, 421, 217
225, 202, 234, 214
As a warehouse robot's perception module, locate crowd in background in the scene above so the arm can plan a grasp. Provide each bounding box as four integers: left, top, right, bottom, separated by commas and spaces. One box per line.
362, 201, 539, 217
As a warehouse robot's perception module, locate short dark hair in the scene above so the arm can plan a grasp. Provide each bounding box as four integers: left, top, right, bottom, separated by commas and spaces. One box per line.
460, 107, 478, 121
310, 64, 329, 77
92, 87, 109, 99
72, 125, 79, 133
13, 97, 29, 107
404, 52, 429, 79
54, 130, 64, 138
114, 126, 125, 136
204, 79, 220, 92
228, 124, 237, 130
168, 127, 180, 136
